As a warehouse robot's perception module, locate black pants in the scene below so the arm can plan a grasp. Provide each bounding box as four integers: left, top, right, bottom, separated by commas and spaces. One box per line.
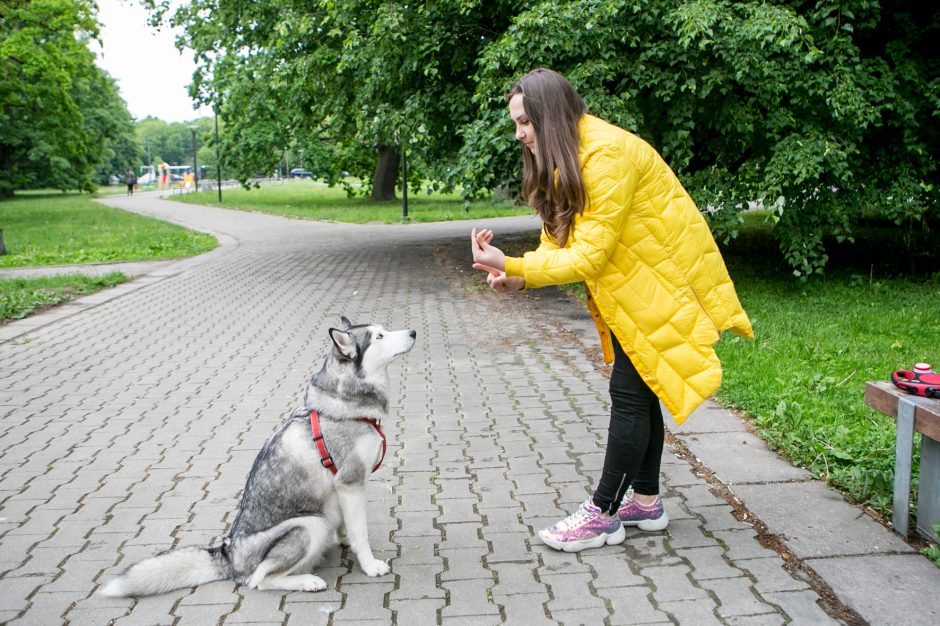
592, 333, 664, 515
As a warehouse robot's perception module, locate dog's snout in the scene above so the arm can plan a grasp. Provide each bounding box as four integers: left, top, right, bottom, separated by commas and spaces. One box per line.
409, 330, 416, 340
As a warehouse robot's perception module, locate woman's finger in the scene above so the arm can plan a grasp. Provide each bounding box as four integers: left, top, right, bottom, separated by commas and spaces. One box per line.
472, 262, 501, 275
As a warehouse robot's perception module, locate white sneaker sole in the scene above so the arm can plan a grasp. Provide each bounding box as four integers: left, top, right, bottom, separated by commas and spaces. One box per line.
621, 511, 669, 532
538, 524, 626, 552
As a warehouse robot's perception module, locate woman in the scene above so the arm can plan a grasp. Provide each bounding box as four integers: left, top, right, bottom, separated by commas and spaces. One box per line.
471, 68, 752, 552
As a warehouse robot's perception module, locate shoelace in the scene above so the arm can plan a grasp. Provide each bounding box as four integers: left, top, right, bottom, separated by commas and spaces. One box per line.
557, 502, 595, 530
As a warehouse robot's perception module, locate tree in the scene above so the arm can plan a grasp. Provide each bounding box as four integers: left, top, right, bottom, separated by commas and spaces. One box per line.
152, 0, 937, 274
0, 0, 138, 196
137, 117, 196, 168
457, 0, 939, 276
155, 0, 519, 198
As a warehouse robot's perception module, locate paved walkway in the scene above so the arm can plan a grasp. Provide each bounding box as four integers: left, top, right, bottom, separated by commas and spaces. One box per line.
1, 192, 938, 625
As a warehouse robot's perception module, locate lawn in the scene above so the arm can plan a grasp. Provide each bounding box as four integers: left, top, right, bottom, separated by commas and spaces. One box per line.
715, 256, 939, 516
0, 273, 128, 320
0, 192, 217, 268
175, 179, 531, 223
0, 191, 217, 325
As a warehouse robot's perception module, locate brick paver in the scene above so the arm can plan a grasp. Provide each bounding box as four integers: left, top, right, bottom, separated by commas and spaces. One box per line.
0, 193, 890, 624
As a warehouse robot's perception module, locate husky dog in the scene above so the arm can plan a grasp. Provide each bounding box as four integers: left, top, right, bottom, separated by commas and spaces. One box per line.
99, 317, 416, 596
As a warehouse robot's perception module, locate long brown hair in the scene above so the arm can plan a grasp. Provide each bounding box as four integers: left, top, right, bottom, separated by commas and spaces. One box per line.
507, 68, 587, 246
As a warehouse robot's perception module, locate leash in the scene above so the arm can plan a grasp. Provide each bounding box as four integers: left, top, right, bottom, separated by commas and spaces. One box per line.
891, 369, 940, 399
309, 409, 386, 474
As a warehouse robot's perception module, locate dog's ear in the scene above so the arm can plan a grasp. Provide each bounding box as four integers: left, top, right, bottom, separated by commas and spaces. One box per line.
340, 316, 353, 329
329, 328, 357, 361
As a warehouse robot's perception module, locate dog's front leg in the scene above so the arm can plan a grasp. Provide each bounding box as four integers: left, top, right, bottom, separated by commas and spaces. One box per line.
335, 485, 390, 577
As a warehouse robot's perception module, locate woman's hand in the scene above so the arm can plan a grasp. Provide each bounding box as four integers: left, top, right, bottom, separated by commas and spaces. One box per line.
472, 262, 525, 293
470, 228, 506, 273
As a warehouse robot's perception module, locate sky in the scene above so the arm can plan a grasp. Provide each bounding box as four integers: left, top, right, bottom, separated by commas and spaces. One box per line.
92, 0, 213, 123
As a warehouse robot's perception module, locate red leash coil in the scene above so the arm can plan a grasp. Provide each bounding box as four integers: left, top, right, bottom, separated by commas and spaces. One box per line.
891, 370, 940, 399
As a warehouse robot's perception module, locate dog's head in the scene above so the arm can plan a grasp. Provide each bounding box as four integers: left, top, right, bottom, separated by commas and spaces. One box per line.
328, 316, 416, 376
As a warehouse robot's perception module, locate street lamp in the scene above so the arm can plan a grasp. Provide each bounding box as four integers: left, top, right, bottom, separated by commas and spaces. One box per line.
189, 125, 198, 191
214, 109, 222, 202
401, 145, 409, 221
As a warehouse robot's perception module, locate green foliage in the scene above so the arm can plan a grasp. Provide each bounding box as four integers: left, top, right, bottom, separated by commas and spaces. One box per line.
160, 0, 938, 271
924, 523, 940, 567
137, 117, 195, 169
0, 272, 127, 321
0, 0, 139, 196
162, 0, 519, 192
0, 192, 217, 267
135, 116, 221, 179
459, 0, 939, 275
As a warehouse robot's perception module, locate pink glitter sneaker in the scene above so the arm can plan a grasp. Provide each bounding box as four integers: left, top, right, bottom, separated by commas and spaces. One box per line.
618, 496, 669, 531
538, 498, 626, 552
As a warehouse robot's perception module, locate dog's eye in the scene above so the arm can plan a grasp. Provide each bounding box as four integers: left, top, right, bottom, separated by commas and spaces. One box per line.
376, 333, 384, 339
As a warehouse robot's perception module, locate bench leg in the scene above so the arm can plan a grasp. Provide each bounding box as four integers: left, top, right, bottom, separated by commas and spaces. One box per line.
893, 398, 916, 537
917, 435, 940, 543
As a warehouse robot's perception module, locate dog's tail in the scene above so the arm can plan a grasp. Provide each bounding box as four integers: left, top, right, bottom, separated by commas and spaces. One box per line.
98, 546, 230, 597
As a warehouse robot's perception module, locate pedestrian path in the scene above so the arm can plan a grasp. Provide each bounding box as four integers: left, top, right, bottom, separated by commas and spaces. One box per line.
0, 192, 937, 625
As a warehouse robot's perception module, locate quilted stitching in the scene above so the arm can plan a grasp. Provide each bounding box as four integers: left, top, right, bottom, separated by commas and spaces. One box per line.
506, 115, 753, 423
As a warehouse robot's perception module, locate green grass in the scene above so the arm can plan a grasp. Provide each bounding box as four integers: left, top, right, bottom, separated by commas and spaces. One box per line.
0, 272, 128, 320
175, 179, 530, 223
925, 523, 940, 564
714, 257, 940, 516
0, 192, 217, 268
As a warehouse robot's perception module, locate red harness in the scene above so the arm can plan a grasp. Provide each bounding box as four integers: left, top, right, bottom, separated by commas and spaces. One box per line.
309, 409, 386, 474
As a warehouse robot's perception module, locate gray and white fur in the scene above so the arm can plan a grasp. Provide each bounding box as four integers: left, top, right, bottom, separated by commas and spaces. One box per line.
98, 317, 416, 596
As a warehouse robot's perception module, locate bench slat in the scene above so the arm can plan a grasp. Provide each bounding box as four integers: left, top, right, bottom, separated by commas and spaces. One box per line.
865, 381, 940, 442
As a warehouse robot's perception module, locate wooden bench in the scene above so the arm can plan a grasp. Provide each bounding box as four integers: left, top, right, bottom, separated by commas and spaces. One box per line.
865, 381, 940, 542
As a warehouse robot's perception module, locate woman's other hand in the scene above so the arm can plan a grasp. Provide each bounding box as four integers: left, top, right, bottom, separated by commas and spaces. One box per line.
472, 262, 525, 293
470, 228, 506, 273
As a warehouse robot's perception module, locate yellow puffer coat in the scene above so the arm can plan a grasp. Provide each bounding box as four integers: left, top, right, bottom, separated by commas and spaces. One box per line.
504, 114, 753, 424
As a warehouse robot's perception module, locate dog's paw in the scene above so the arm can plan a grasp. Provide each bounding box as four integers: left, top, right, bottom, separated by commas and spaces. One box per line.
296, 574, 328, 592
360, 559, 390, 577
255, 573, 328, 592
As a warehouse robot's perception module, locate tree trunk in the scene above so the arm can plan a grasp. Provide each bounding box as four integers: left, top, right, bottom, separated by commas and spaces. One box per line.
370, 145, 399, 201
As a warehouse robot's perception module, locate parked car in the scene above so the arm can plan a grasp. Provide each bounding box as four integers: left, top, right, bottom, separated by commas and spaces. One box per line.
290, 168, 314, 179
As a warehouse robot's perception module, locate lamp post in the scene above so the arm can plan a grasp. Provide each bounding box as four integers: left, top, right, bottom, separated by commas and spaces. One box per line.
214, 110, 222, 202
189, 125, 198, 191
401, 145, 408, 221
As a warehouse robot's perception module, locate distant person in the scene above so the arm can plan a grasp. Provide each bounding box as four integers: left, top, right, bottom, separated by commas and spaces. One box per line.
470, 68, 753, 552
125, 169, 137, 195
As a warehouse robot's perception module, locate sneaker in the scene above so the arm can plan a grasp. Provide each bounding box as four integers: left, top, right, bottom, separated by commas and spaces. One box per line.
538, 498, 626, 552
618, 496, 669, 531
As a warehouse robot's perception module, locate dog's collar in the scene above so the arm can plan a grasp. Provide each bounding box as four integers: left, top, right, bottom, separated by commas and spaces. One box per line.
309, 409, 386, 475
